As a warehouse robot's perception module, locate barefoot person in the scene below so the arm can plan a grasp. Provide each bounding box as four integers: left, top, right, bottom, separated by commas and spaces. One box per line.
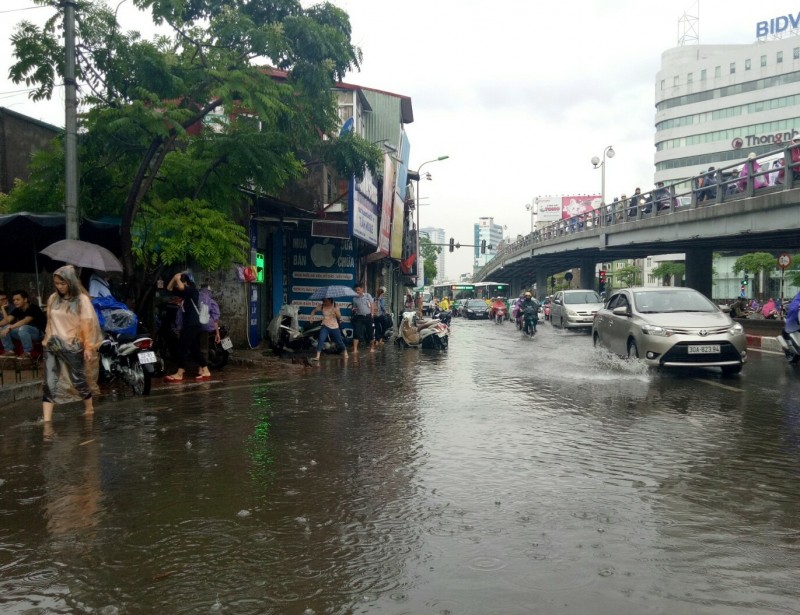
308, 297, 348, 362
164, 272, 211, 382
42, 265, 103, 423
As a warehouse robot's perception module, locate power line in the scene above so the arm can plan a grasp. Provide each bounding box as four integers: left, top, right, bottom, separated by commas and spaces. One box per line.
0, 5, 50, 14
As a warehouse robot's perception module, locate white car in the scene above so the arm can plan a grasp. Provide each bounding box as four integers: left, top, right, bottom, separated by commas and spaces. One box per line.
550, 289, 604, 330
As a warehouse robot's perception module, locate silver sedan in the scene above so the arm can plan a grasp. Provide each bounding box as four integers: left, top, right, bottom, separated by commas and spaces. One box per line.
592, 287, 747, 375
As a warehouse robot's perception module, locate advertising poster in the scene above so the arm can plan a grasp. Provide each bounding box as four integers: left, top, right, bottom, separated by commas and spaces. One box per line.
349, 171, 379, 247
561, 195, 602, 219
535, 196, 563, 223
289, 234, 356, 332
389, 191, 404, 259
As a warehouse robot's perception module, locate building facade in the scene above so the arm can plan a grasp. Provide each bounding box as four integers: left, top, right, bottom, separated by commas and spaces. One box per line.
420, 226, 446, 282
473, 217, 503, 270
655, 33, 800, 187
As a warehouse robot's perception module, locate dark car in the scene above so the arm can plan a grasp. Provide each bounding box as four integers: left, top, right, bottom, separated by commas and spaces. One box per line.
463, 299, 490, 320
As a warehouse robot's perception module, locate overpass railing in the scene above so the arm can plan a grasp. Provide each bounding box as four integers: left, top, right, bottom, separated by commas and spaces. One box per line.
482, 143, 800, 275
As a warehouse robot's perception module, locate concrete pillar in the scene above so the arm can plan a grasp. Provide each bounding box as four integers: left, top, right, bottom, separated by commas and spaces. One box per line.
535, 270, 548, 300
685, 248, 714, 299
579, 259, 595, 291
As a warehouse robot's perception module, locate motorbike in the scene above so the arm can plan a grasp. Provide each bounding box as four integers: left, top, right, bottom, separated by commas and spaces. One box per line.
98, 331, 160, 395
543, 301, 551, 321
431, 307, 452, 326
267, 304, 319, 354
395, 311, 448, 349
522, 305, 539, 337
493, 307, 506, 324
777, 293, 800, 364
156, 299, 232, 369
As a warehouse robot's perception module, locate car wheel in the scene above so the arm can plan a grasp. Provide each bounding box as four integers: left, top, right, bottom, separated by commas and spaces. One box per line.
721, 364, 742, 375
627, 339, 639, 359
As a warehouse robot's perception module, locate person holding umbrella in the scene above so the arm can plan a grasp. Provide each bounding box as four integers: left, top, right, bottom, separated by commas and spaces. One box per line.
308, 297, 348, 362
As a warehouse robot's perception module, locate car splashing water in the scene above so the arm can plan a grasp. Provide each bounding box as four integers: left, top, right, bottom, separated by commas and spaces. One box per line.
0, 319, 799, 614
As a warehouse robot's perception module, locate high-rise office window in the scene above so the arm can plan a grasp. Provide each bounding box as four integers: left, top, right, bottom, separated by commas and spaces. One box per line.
687, 72, 693, 83
794, 47, 800, 60
730, 62, 736, 74
715, 65, 721, 78
777, 51, 784, 63
701, 68, 707, 81
761, 54, 767, 67
745, 58, 751, 70
674, 75, 679, 87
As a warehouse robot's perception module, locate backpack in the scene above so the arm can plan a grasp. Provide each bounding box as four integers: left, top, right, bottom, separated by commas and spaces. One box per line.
191, 298, 210, 325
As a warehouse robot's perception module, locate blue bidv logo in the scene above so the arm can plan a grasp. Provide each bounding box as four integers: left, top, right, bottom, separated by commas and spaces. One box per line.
756, 12, 800, 38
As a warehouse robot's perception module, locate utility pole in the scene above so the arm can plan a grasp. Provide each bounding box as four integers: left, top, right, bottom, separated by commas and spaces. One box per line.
64, 0, 79, 240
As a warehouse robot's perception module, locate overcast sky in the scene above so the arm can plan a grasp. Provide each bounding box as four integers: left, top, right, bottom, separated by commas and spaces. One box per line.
0, 0, 789, 277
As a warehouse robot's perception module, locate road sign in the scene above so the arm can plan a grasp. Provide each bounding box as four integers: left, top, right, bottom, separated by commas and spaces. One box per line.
778, 253, 792, 270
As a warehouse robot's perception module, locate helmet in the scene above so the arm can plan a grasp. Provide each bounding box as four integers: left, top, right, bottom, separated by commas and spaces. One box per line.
524, 291, 532, 297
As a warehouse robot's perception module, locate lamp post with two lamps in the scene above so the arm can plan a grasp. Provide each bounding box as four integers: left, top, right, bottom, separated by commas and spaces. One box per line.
411, 156, 449, 287
591, 145, 615, 205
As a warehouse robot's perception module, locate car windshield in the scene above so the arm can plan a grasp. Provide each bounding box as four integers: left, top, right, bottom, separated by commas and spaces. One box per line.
633, 290, 717, 313
467, 300, 486, 308
563, 291, 602, 304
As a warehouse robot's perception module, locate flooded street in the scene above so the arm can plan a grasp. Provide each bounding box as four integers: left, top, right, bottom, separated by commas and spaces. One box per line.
2, 319, 800, 614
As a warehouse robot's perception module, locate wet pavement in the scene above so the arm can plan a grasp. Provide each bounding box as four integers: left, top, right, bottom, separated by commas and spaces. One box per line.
1, 320, 800, 614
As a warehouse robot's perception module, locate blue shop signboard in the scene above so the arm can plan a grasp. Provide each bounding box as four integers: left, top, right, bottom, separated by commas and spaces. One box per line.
289, 235, 356, 333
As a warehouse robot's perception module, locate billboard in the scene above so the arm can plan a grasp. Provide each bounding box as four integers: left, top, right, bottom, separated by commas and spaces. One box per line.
561, 195, 601, 219
535, 196, 562, 223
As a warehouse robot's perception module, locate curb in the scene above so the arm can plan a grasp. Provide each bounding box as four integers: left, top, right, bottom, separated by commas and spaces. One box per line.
747, 334, 782, 353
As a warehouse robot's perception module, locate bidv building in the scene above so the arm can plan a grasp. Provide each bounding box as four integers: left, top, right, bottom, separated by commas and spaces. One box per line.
655, 10, 800, 188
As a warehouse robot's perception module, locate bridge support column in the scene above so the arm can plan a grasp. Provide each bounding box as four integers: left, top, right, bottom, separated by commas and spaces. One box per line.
579, 259, 595, 291
535, 270, 548, 299
510, 275, 524, 297
685, 248, 713, 299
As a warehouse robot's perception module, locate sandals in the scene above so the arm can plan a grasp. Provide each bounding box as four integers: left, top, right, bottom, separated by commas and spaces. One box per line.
163, 375, 184, 383
195, 375, 211, 381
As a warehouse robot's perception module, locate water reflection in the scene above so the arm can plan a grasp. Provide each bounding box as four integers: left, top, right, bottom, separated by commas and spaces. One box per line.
0, 322, 799, 613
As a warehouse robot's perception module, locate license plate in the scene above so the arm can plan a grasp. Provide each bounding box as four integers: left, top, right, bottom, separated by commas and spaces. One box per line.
687, 344, 720, 354
221, 337, 233, 351
138, 351, 157, 364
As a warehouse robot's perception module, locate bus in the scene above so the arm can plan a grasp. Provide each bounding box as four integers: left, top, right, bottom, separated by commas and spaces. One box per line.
431, 281, 510, 301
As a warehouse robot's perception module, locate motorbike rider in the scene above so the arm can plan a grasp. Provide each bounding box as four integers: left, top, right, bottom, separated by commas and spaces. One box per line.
786, 291, 800, 334
490, 297, 507, 321
520, 291, 540, 333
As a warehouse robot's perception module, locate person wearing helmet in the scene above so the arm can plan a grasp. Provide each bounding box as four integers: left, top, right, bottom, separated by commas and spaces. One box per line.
520, 291, 540, 335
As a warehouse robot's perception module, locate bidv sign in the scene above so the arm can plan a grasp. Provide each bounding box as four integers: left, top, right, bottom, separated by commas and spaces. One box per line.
756, 12, 800, 38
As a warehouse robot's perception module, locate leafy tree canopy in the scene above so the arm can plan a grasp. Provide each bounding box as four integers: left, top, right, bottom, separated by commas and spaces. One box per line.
7, 0, 382, 306
732, 252, 777, 276
420, 235, 440, 284
651, 262, 685, 286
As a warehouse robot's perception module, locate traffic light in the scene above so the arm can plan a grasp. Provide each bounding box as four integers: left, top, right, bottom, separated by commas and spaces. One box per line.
449, 237, 455, 252
741, 277, 748, 286
480, 239, 486, 254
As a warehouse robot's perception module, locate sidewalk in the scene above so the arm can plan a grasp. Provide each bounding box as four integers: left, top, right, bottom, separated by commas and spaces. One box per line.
0, 345, 289, 407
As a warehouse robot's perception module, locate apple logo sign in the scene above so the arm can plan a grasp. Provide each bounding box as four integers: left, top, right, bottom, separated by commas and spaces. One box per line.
310, 240, 336, 268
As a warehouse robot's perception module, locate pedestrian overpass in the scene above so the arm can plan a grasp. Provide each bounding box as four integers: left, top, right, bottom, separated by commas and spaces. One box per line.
474, 156, 800, 299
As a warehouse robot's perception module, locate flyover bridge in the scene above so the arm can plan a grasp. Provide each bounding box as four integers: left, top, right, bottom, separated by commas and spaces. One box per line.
474, 149, 800, 299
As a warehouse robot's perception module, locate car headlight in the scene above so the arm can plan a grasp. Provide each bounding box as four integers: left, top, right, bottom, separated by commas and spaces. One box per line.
566, 309, 578, 317
729, 322, 744, 335
641, 323, 671, 336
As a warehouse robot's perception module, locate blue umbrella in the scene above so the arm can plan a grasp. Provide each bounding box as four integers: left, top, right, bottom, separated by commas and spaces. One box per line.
309, 285, 357, 300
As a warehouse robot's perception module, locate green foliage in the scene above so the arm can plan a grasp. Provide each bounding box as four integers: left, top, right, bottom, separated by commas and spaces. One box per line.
616, 264, 641, 288
651, 262, 685, 286
732, 252, 777, 276
7, 0, 368, 293
133, 198, 249, 271
787, 254, 800, 288
420, 235, 440, 283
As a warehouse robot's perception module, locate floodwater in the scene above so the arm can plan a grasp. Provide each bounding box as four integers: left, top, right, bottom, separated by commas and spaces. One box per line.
2, 319, 800, 614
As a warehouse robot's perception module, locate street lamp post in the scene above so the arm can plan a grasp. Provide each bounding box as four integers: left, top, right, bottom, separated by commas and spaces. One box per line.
591, 145, 615, 205
525, 198, 539, 234
413, 156, 449, 289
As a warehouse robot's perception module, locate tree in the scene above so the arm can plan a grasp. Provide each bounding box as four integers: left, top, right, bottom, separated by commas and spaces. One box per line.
787, 253, 800, 288
651, 262, 685, 286
8, 0, 382, 310
732, 252, 777, 299
616, 264, 641, 288
420, 235, 440, 284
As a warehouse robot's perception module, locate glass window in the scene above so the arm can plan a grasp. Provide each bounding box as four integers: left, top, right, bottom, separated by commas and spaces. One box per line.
687, 72, 693, 83
715, 65, 721, 78
777, 51, 784, 63
701, 68, 707, 81
730, 62, 736, 74
673, 75, 679, 87
761, 54, 767, 67
794, 47, 800, 60
745, 58, 751, 70
660, 79, 665, 90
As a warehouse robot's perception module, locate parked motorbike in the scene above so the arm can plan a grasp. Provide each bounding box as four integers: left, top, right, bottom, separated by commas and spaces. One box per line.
267, 304, 318, 354
431, 307, 452, 326
522, 305, 539, 337
777, 292, 800, 364
395, 311, 448, 349
98, 331, 159, 395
